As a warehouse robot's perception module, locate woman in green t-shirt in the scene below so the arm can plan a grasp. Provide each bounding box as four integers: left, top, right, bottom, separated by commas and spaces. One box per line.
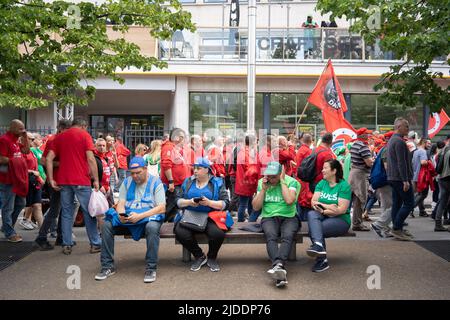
306, 159, 351, 273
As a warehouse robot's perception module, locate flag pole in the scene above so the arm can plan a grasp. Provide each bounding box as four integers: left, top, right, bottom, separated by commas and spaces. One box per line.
294, 59, 331, 137
294, 101, 310, 137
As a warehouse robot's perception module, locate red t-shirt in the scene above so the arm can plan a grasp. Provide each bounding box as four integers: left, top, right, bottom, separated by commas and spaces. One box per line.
115, 141, 130, 170
0, 132, 24, 184
160, 140, 189, 186
24, 151, 38, 171
53, 127, 95, 186
314, 145, 335, 183
43, 135, 59, 182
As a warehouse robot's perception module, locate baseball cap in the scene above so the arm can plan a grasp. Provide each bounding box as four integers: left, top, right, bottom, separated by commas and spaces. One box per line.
263, 162, 282, 176
129, 156, 147, 170
194, 157, 211, 169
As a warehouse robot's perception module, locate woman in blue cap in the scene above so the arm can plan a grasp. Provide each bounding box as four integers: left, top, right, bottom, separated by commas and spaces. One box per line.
174, 157, 231, 272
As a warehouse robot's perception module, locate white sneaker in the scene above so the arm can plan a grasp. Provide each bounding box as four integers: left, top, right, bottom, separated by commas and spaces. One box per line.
19, 220, 34, 230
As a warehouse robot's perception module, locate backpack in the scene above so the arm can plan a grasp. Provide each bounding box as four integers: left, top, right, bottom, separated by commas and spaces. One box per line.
297, 149, 326, 183
369, 147, 388, 189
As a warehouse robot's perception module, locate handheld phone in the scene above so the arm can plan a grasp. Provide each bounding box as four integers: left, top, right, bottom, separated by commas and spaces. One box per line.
119, 212, 129, 217
317, 204, 325, 210
193, 197, 203, 203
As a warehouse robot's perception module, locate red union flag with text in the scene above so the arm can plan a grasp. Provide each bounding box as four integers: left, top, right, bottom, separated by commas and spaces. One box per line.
428, 108, 450, 138
308, 60, 356, 142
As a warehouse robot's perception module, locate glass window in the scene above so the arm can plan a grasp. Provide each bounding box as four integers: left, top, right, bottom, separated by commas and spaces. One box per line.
269, 93, 323, 139
351, 94, 377, 131
179, 0, 196, 2
203, 0, 226, 3
190, 92, 245, 133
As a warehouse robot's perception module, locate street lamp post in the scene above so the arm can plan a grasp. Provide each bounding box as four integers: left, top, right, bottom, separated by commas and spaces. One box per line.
247, 0, 256, 133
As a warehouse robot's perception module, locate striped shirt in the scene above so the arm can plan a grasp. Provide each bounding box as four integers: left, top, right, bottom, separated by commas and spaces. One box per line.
350, 141, 372, 171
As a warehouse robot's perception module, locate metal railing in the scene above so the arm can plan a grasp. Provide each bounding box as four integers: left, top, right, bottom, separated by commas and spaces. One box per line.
0, 126, 55, 137
159, 26, 448, 62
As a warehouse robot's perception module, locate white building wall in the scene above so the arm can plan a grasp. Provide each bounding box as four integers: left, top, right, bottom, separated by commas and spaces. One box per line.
170, 77, 190, 132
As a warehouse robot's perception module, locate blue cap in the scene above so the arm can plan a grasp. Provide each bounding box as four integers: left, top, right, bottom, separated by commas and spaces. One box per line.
129, 156, 147, 169
194, 157, 211, 169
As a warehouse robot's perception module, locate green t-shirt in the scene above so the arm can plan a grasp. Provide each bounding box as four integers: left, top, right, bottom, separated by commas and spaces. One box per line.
257, 175, 301, 218
31, 147, 46, 181
315, 179, 352, 225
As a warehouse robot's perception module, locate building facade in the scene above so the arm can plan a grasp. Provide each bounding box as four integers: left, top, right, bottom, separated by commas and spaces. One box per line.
1, 0, 449, 148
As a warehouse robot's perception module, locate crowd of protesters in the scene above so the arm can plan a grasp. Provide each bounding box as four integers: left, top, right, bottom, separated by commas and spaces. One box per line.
1, 116, 449, 286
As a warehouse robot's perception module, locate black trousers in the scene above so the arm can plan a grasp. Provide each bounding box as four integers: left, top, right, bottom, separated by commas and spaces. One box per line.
174, 218, 225, 259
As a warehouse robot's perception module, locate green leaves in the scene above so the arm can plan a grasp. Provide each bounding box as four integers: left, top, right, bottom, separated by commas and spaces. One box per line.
0, 0, 195, 110
317, 0, 449, 112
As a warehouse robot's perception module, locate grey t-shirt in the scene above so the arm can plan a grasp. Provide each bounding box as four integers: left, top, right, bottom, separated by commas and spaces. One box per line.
119, 177, 166, 205
412, 148, 428, 182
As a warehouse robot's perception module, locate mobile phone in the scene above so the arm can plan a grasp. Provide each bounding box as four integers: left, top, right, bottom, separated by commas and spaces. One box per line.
119, 212, 128, 217
317, 204, 325, 210
193, 197, 203, 203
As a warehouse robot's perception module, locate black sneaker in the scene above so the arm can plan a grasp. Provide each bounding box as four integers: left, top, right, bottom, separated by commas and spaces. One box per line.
370, 223, 384, 238
306, 243, 327, 258
271, 263, 287, 281
62, 245, 72, 255
35, 238, 54, 251
206, 258, 220, 272
95, 267, 116, 281
419, 212, 429, 217
190, 255, 207, 272
276, 279, 288, 288
89, 245, 101, 254
312, 259, 330, 273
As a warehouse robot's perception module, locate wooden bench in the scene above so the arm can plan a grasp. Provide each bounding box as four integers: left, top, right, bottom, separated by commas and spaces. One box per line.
124, 221, 355, 262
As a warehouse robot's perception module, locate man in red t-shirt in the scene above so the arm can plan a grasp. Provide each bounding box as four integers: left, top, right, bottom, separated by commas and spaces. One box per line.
35, 120, 71, 251
0, 119, 30, 243
312, 132, 335, 190
114, 136, 130, 192
46, 118, 101, 255
160, 128, 189, 222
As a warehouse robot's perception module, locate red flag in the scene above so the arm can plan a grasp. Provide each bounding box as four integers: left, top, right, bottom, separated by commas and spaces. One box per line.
428, 109, 450, 138
308, 60, 356, 143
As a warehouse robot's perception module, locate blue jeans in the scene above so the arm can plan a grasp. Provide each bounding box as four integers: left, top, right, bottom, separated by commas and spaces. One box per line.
60, 185, 101, 247
364, 192, 378, 212
238, 195, 252, 222
37, 188, 61, 241
306, 210, 350, 251
101, 220, 163, 271
0, 183, 26, 238
297, 204, 310, 222
248, 209, 261, 222
390, 181, 414, 230
261, 216, 299, 266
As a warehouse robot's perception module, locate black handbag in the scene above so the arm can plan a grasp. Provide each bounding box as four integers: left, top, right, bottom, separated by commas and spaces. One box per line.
180, 209, 208, 232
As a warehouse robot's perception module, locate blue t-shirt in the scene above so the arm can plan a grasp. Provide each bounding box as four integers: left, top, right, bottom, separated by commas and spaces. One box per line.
412, 148, 427, 182
184, 181, 214, 213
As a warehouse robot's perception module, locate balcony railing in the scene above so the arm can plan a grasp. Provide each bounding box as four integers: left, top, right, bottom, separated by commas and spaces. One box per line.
159, 27, 446, 62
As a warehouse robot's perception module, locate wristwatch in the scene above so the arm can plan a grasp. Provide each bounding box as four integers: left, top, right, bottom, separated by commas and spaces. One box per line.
168, 180, 174, 184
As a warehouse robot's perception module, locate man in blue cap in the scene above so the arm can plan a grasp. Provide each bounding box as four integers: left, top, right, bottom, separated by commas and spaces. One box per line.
252, 161, 301, 288
96, 156, 166, 283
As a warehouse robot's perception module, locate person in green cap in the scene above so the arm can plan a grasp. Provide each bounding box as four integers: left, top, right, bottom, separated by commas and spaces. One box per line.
252, 162, 301, 288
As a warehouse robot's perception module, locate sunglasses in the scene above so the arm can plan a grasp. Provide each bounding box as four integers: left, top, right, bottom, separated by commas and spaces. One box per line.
193, 166, 207, 170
